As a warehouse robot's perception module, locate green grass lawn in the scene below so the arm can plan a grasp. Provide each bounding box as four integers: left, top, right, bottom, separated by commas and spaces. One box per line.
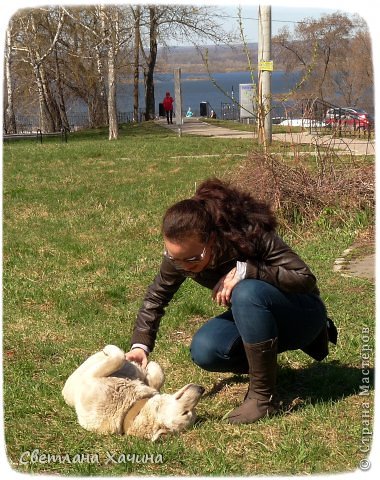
3, 122, 374, 475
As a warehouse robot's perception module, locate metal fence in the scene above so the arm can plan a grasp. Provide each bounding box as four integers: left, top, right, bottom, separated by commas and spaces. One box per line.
7, 100, 374, 138
7, 109, 145, 134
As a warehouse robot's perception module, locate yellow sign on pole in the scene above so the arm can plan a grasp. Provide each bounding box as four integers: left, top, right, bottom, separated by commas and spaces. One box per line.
259, 60, 274, 71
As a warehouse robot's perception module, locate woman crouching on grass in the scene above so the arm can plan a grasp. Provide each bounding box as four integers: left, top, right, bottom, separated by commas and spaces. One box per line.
126, 178, 337, 424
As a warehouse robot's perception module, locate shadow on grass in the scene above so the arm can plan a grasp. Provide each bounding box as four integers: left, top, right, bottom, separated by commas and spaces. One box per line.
203, 360, 373, 412
277, 360, 373, 406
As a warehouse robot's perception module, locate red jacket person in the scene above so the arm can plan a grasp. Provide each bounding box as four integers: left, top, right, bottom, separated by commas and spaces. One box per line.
163, 92, 174, 124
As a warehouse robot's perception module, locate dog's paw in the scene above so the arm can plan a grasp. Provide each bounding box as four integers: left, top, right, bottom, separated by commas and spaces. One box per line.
146, 361, 165, 391
103, 345, 124, 357
151, 428, 168, 442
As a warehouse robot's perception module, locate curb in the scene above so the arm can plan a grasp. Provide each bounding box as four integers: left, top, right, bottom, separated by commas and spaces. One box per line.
333, 247, 355, 277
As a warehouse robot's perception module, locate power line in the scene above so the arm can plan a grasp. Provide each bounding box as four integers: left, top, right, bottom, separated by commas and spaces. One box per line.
217, 13, 361, 28
218, 14, 305, 25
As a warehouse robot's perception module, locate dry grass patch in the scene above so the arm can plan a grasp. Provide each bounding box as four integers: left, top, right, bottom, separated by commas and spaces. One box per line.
231, 152, 374, 229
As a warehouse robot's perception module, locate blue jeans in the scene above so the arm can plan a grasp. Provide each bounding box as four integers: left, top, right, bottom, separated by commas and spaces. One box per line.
190, 279, 327, 373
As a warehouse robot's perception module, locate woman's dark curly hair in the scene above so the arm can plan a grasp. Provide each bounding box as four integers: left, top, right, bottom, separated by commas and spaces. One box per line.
162, 178, 277, 258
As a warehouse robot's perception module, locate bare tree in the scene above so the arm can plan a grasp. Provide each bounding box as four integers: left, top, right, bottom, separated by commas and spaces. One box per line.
63, 5, 133, 139
131, 5, 141, 122
331, 15, 373, 109
138, 5, 233, 120
5, 4, 233, 133
59, 7, 109, 127
11, 7, 66, 132
52, 41, 70, 130
101, 5, 133, 139
143, 6, 158, 120
4, 20, 17, 133
273, 12, 373, 109
99, 5, 119, 140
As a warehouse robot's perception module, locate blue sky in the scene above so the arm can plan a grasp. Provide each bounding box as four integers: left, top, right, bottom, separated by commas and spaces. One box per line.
219, 5, 337, 43
0, 1, 374, 44
195, 0, 376, 47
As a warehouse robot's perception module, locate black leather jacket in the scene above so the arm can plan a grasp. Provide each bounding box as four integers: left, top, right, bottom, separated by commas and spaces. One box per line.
131, 231, 320, 351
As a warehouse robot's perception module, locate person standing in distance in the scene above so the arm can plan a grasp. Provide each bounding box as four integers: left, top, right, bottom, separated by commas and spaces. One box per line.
163, 91, 174, 124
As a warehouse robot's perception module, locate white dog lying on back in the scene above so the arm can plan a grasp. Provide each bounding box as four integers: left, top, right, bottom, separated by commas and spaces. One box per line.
62, 345, 204, 441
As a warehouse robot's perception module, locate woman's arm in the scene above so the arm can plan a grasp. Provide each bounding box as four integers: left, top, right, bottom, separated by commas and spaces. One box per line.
130, 257, 185, 351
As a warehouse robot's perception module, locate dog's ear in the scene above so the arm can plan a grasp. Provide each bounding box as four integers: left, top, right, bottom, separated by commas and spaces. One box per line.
173, 384, 189, 400
151, 428, 168, 442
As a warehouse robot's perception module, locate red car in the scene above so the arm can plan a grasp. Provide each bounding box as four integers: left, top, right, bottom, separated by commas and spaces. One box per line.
325, 107, 374, 131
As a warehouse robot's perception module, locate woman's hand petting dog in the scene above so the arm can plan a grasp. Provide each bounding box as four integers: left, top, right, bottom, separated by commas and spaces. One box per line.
125, 348, 148, 368
212, 267, 241, 307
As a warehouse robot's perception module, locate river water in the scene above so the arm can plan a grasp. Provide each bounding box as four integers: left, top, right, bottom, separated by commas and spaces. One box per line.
117, 70, 300, 117
64, 70, 301, 126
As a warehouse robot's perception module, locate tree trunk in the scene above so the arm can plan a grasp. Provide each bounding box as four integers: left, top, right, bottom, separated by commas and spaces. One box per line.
144, 6, 158, 120
144, 68, 156, 121
27, 9, 65, 132
108, 46, 118, 140
100, 5, 118, 140
88, 91, 108, 128
95, 46, 109, 126
133, 6, 141, 122
4, 23, 17, 133
88, 88, 109, 128
34, 64, 55, 132
40, 63, 62, 131
54, 44, 70, 130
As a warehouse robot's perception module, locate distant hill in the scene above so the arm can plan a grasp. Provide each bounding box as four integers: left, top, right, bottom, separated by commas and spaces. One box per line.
156, 43, 261, 73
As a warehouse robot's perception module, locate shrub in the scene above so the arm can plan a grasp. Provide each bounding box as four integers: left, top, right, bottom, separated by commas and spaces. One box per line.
231, 151, 374, 230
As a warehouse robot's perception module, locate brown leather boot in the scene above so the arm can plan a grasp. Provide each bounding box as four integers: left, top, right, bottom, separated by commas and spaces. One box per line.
227, 338, 279, 424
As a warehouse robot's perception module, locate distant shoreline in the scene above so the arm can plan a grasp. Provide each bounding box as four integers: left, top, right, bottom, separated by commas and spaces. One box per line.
156, 43, 288, 74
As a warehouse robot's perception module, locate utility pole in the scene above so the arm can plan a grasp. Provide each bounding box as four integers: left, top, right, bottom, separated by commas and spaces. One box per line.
174, 67, 183, 137
258, 5, 272, 146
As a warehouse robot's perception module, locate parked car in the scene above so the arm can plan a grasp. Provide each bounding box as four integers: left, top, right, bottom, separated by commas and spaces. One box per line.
344, 108, 370, 118
280, 118, 326, 127
325, 107, 351, 120
325, 107, 374, 131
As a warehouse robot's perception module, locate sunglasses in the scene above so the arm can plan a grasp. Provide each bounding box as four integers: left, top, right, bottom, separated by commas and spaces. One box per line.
164, 245, 207, 265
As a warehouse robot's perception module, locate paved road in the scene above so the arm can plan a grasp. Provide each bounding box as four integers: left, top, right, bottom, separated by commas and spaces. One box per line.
158, 118, 375, 156
158, 118, 255, 139
273, 131, 375, 156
